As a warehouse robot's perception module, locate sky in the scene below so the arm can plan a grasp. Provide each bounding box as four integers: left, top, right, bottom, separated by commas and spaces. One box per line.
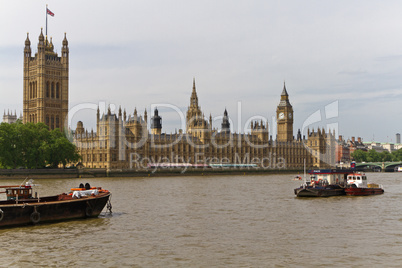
1, 0, 402, 143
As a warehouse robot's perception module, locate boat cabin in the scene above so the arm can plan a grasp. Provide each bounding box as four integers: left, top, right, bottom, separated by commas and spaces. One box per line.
5, 186, 33, 200
347, 173, 367, 188
308, 169, 351, 185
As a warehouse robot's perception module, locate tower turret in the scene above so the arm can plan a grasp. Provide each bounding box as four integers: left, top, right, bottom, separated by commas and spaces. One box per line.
221, 109, 230, 134
24, 33, 31, 58
151, 108, 162, 135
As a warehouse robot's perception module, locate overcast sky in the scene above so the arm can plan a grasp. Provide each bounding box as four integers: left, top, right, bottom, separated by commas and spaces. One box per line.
1, 0, 402, 143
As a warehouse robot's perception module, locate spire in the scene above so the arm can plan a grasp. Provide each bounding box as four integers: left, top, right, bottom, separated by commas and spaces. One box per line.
278, 81, 291, 106
25, 32, 31, 47
144, 108, 148, 123
133, 108, 138, 121
190, 77, 199, 107
281, 81, 288, 97
62, 32, 68, 47
39, 28, 44, 42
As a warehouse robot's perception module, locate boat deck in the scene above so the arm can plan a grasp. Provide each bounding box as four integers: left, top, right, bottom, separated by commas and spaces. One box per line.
0, 192, 110, 206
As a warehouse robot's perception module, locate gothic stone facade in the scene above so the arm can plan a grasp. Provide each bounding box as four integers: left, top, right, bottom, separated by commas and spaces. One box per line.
74, 80, 336, 170
23, 29, 69, 131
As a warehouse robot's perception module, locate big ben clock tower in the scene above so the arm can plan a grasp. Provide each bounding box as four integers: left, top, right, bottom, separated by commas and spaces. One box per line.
276, 82, 294, 142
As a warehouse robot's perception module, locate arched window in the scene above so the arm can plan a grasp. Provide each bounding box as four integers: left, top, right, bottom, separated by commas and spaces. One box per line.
51, 115, 54, 130
46, 116, 50, 126
30, 83, 32, 99
51, 82, 55, 98
56, 83, 60, 98
56, 115, 59, 129
34, 81, 37, 98
46, 82, 50, 98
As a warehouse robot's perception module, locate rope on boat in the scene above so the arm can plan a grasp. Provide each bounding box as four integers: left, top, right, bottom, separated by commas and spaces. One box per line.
106, 194, 112, 214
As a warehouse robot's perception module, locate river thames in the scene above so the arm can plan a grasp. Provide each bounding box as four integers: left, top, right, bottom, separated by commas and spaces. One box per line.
1, 172, 401, 267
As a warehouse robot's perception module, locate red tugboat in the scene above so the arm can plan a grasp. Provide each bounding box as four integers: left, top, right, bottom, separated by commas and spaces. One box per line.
345, 173, 384, 196
0, 181, 112, 228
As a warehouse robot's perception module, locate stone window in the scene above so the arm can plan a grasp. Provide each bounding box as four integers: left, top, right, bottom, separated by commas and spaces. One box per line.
51, 82, 55, 98
56, 83, 60, 98
46, 82, 50, 98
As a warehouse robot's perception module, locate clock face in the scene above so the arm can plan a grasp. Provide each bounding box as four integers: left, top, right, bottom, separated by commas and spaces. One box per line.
278, 112, 284, 120
288, 113, 292, 119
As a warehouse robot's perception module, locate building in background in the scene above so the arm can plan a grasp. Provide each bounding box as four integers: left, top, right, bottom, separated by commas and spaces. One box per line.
74, 81, 337, 170
2, 110, 22, 124
23, 29, 69, 131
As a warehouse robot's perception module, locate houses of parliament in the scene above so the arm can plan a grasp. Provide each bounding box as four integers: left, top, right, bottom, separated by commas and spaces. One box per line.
22, 29, 336, 170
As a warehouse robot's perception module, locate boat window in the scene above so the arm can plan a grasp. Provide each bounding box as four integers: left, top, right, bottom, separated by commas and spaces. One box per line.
363, 176, 367, 180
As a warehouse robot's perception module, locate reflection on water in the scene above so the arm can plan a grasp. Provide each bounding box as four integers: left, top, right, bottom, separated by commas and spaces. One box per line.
1, 173, 402, 267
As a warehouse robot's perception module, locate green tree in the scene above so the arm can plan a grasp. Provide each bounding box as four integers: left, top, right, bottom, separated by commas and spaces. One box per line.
47, 129, 80, 168
19, 122, 50, 168
0, 121, 24, 168
351, 149, 367, 162
391, 149, 402, 161
380, 151, 392, 162
367, 149, 380, 162
0, 122, 80, 169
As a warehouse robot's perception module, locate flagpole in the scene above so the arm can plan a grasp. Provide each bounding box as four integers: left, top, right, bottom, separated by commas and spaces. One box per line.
46, 4, 48, 36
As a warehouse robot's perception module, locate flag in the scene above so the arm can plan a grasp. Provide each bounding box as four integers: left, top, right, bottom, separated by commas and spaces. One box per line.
47, 8, 54, 17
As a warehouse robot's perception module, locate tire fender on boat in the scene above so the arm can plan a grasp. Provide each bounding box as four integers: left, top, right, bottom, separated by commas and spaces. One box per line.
85, 201, 93, 217
0, 209, 4, 222
30, 211, 40, 224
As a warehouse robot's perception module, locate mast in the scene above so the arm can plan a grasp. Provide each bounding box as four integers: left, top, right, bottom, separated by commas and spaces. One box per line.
46, 4, 48, 36
303, 159, 306, 185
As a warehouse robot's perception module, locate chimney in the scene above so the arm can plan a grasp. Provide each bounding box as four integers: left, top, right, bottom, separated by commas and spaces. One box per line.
358, 137, 361, 143
339, 135, 343, 141
352, 137, 355, 142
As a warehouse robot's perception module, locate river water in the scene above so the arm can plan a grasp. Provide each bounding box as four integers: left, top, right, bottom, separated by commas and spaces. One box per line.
1, 172, 402, 267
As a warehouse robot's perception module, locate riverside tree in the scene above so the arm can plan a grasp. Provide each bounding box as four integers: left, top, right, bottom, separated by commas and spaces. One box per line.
351, 148, 402, 163
0, 121, 80, 169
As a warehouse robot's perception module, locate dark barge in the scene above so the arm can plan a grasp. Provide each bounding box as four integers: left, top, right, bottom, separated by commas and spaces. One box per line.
294, 169, 353, 197
0, 182, 111, 228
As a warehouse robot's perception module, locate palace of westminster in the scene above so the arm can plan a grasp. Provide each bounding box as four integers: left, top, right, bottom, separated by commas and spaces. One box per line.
14, 29, 337, 170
